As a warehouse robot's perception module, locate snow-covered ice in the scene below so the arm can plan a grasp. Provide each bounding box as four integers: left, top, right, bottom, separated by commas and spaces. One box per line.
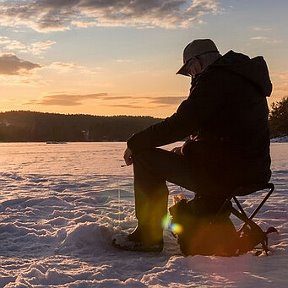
0, 142, 287, 288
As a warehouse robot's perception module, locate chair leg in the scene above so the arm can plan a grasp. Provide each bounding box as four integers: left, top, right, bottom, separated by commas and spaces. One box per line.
230, 183, 275, 255
232, 184, 274, 231
247, 183, 274, 220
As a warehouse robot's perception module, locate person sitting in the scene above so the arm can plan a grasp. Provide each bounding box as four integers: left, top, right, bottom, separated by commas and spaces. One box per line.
116, 39, 272, 252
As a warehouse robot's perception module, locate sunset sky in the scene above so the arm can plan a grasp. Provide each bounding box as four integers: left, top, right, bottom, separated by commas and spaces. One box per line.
0, 0, 287, 118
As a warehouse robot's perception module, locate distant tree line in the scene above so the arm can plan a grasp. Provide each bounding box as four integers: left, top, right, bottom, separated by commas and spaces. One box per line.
0, 99, 287, 142
269, 97, 288, 138
0, 111, 161, 142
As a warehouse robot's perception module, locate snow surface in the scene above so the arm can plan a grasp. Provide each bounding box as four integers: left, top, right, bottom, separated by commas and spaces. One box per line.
0, 142, 287, 288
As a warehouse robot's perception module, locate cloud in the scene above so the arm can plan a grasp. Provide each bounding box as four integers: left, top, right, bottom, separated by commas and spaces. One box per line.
250, 36, 282, 45
0, 36, 56, 55
250, 36, 269, 41
32, 93, 140, 107
33, 93, 108, 106
0, 36, 26, 51
0, 54, 41, 75
30, 93, 186, 108
151, 96, 186, 105
29, 40, 56, 55
107, 96, 186, 109
115, 59, 133, 64
252, 26, 272, 32
0, 0, 220, 32
250, 26, 282, 45
46, 61, 100, 74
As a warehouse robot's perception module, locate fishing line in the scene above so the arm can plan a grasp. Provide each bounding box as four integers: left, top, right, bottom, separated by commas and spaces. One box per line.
117, 163, 127, 228
118, 178, 121, 227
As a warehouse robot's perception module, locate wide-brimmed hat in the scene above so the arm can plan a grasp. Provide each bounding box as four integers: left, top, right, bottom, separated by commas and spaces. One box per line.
177, 39, 219, 76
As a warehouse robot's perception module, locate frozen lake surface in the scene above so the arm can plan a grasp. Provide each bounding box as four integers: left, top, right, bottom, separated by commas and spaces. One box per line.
0, 142, 287, 288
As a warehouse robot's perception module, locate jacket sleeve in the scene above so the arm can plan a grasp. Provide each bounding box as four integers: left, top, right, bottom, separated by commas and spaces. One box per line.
127, 69, 225, 153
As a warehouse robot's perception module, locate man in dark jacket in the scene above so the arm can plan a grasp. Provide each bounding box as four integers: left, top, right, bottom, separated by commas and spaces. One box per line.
115, 39, 272, 252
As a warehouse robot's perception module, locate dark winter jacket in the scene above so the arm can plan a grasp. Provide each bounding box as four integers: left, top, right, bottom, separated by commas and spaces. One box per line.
127, 51, 272, 195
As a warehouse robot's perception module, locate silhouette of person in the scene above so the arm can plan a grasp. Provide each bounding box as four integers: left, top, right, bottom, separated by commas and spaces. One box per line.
117, 39, 272, 252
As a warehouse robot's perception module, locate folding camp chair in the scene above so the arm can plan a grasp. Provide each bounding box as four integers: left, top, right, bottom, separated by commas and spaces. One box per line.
226, 182, 276, 255
169, 182, 277, 256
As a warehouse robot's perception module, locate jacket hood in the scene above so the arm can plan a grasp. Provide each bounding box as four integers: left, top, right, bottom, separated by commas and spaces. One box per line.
213, 50, 272, 97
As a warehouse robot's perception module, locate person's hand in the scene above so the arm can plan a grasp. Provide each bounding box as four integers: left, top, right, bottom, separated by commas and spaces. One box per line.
171, 146, 183, 155
123, 147, 133, 166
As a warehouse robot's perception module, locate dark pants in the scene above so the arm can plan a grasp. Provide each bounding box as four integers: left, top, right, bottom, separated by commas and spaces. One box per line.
132, 147, 217, 242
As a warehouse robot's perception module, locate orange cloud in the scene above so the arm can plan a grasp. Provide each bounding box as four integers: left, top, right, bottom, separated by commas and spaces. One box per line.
27, 93, 186, 110
0, 54, 41, 75
31, 93, 108, 106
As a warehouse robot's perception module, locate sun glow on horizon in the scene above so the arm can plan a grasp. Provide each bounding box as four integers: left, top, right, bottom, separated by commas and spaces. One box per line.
0, 1, 287, 117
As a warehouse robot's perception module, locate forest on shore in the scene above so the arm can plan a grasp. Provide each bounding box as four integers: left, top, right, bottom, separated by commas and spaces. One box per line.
0, 111, 161, 142
0, 97, 287, 142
